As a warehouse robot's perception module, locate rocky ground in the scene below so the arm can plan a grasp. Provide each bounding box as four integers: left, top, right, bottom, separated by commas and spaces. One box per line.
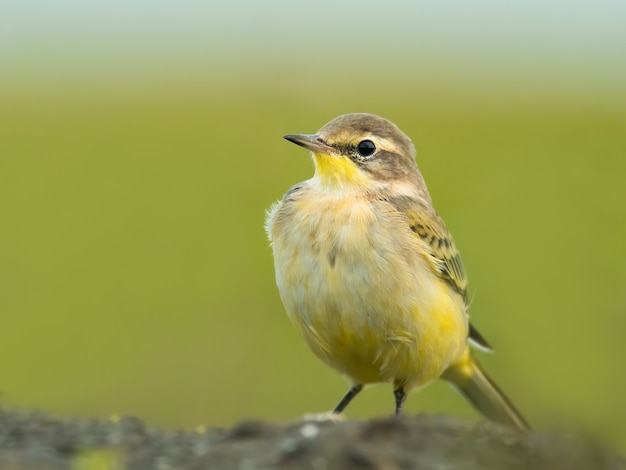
0, 407, 622, 469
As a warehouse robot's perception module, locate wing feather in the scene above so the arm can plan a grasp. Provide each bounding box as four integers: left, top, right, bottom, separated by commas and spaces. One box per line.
388, 195, 492, 350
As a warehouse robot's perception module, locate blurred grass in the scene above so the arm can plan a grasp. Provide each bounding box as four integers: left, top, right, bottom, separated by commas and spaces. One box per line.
0, 67, 625, 453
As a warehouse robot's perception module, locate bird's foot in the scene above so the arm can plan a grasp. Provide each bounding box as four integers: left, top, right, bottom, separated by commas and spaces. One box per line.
301, 411, 346, 423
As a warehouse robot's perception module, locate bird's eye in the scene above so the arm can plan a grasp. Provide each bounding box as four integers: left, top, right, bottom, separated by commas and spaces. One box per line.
357, 140, 376, 157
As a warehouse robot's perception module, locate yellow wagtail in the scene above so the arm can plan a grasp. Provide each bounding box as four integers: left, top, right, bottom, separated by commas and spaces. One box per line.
265, 113, 529, 429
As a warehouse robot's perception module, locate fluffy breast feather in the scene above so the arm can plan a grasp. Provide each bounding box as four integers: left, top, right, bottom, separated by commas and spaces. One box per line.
266, 184, 468, 389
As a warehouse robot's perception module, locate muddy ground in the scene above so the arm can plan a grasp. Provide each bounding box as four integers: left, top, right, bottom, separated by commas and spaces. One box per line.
0, 407, 623, 469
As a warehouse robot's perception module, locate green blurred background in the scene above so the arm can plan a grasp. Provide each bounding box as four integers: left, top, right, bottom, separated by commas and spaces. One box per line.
1, 0, 625, 452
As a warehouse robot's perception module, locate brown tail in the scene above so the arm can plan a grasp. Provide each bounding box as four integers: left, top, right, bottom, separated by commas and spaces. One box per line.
442, 353, 530, 430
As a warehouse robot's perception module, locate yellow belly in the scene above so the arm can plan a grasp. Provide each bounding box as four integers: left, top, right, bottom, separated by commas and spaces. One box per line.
267, 192, 468, 390
292, 273, 468, 388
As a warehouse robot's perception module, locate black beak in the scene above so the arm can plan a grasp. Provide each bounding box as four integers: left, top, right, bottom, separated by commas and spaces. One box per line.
284, 134, 335, 154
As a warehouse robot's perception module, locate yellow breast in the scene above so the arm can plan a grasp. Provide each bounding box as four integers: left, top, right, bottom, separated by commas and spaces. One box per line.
266, 185, 468, 390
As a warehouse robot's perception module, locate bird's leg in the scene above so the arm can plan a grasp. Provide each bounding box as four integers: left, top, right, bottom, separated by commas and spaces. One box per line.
393, 385, 407, 415
332, 384, 363, 414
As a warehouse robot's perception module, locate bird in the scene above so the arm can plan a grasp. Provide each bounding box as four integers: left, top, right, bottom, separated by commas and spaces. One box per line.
265, 113, 529, 429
